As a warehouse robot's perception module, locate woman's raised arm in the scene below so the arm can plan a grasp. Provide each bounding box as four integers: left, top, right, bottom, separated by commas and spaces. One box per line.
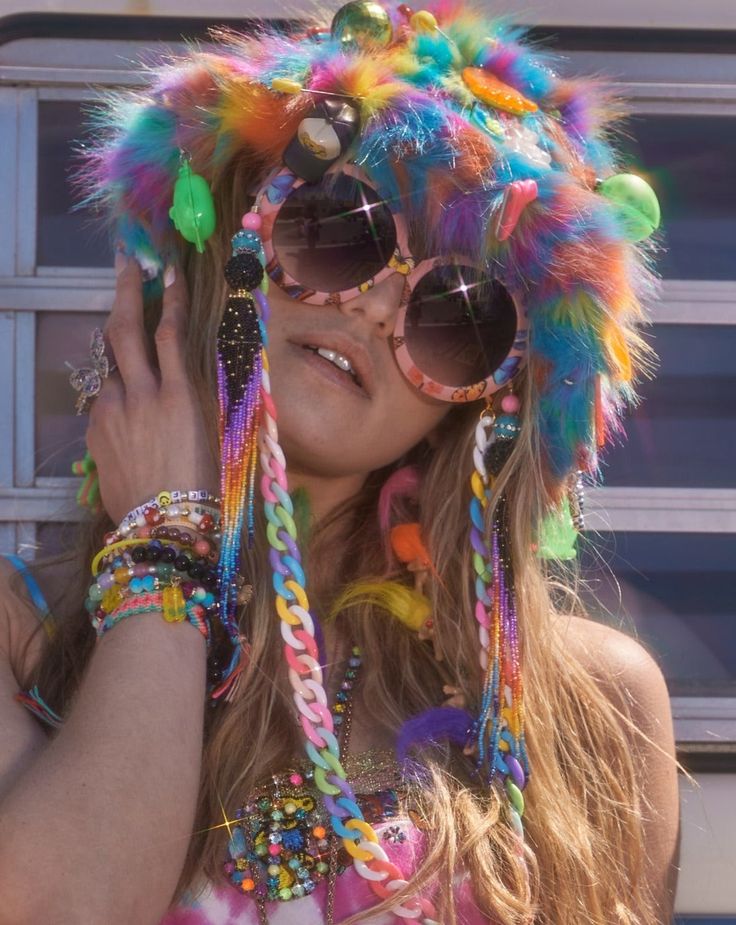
0, 258, 218, 925
0, 610, 207, 925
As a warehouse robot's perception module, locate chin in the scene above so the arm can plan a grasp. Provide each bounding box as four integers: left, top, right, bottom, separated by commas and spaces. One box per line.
273, 396, 358, 474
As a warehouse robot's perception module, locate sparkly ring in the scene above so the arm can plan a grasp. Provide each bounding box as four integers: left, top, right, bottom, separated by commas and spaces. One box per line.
66, 328, 116, 415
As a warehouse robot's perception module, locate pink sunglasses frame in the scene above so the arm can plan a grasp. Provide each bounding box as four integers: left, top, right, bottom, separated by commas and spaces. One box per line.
255, 164, 528, 403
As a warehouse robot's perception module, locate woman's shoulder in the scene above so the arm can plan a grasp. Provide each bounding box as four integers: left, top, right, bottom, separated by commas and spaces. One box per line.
562, 615, 663, 682
559, 615, 674, 744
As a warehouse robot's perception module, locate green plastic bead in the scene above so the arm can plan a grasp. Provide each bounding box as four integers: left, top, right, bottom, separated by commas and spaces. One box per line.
158, 562, 174, 579
279, 887, 293, 901
169, 161, 216, 253
505, 778, 525, 815
598, 173, 661, 243
88, 583, 103, 601
536, 495, 578, 561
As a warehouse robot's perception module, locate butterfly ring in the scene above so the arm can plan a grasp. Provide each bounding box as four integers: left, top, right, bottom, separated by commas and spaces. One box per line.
66, 328, 116, 415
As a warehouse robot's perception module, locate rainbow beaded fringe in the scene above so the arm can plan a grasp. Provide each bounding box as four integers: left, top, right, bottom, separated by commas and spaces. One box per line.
216, 291, 263, 687
470, 409, 529, 838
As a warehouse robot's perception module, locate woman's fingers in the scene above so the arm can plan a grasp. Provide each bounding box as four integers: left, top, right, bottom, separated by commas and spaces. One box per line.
156, 265, 190, 390
106, 254, 157, 394
86, 370, 125, 455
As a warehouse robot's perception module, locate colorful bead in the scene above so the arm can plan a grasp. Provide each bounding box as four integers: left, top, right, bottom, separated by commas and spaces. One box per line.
501, 393, 521, 414
410, 9, 437, 32
242, 212, 262, 232
88, 583, 103, 601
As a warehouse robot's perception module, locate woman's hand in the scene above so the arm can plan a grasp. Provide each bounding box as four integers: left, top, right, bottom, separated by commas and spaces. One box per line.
87, 256, 219, 524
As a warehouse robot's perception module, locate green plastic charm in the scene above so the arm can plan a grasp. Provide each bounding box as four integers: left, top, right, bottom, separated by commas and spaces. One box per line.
168, 161, 216, 253
598, 173, 661, 243
71, 450, 100, 511
537, 495, 579, 561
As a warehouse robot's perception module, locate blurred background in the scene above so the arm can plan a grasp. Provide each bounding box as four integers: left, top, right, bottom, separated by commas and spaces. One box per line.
0, 1, 734, 920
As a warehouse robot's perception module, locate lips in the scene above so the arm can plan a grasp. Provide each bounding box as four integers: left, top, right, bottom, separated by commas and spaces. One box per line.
290, 332, 375, 397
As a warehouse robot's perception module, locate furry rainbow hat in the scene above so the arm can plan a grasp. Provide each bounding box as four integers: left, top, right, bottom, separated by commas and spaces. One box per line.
79, 0, 661, 493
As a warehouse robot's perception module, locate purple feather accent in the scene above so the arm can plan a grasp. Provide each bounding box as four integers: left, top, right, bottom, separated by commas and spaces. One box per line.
397, 707, 474, 763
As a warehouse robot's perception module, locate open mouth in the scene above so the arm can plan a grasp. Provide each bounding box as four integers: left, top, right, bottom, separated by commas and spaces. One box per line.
302, 344, 363, 388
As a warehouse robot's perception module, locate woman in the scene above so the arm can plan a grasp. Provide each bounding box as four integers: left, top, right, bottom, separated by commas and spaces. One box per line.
0, 2, 679, 923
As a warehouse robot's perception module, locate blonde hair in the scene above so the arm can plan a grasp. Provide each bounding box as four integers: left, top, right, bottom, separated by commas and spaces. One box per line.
26, 154, 662, 925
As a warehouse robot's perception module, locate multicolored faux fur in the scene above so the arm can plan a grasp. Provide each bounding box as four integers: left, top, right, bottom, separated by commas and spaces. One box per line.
78, 0, 659, 490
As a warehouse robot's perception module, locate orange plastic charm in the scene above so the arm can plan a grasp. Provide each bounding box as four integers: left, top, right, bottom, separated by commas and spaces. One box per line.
390, 522, 431, 568
462, 67, 538, 115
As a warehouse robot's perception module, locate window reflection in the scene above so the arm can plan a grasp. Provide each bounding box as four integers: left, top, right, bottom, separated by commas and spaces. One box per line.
580, 531, 736, 696
603, 325, 736, 488
621, 115, 736, 281
35, 311, 108, 478
37, 100, 111, 268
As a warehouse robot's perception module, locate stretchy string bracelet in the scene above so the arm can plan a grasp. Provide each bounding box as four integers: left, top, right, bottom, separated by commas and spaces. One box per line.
91, 538, 146, 576
94, 526, 218, 576
110, 502, 221, 545
87, 540, 218, 620
96, 588, 211, 643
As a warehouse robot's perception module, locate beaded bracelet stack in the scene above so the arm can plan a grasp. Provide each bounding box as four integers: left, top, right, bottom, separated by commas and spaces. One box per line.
86, 490, 223, 648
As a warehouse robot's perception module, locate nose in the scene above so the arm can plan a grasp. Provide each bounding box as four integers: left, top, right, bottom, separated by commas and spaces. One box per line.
337, 271, 407, 336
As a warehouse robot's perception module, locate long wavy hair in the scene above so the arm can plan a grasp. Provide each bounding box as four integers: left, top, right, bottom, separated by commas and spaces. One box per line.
19, 142, 665, 923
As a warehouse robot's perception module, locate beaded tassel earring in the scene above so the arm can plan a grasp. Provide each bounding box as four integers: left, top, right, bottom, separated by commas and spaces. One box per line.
215, 212, 266, 695
469, 390, 528, 841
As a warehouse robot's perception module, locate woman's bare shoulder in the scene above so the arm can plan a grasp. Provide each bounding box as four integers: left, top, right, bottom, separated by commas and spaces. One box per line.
556, 617, 680, 918
557, 617, 662, 683
557, 614, 675, 746
558, 614, 660, 676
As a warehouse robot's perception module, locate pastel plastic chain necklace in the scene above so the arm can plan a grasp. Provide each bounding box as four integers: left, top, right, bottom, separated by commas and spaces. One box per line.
255, 288, 439, 923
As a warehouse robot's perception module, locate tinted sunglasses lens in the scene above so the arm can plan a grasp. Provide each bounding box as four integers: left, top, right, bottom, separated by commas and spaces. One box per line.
272, 175, 397, 292
405, 266, 517, 387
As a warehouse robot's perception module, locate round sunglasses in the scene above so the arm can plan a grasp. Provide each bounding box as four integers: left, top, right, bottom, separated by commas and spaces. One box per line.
255, 164, 527, 403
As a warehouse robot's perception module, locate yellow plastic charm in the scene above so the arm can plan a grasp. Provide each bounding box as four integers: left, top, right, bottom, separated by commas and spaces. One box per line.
462, 67, 538, 115
162, 584, 186, 623
101, 587, 124, 613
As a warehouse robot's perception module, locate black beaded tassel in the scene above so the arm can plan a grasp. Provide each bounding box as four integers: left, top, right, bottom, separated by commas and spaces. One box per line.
215, 226, 265, 698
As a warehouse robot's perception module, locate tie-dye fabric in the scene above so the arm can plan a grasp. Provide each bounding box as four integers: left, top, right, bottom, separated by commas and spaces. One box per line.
161, 816, 487, 924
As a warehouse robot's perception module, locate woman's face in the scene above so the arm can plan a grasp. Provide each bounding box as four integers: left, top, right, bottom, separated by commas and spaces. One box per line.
264, 272, 452, 481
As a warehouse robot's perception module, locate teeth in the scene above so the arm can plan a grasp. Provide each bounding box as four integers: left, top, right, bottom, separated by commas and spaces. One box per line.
316, 347, 354, 374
